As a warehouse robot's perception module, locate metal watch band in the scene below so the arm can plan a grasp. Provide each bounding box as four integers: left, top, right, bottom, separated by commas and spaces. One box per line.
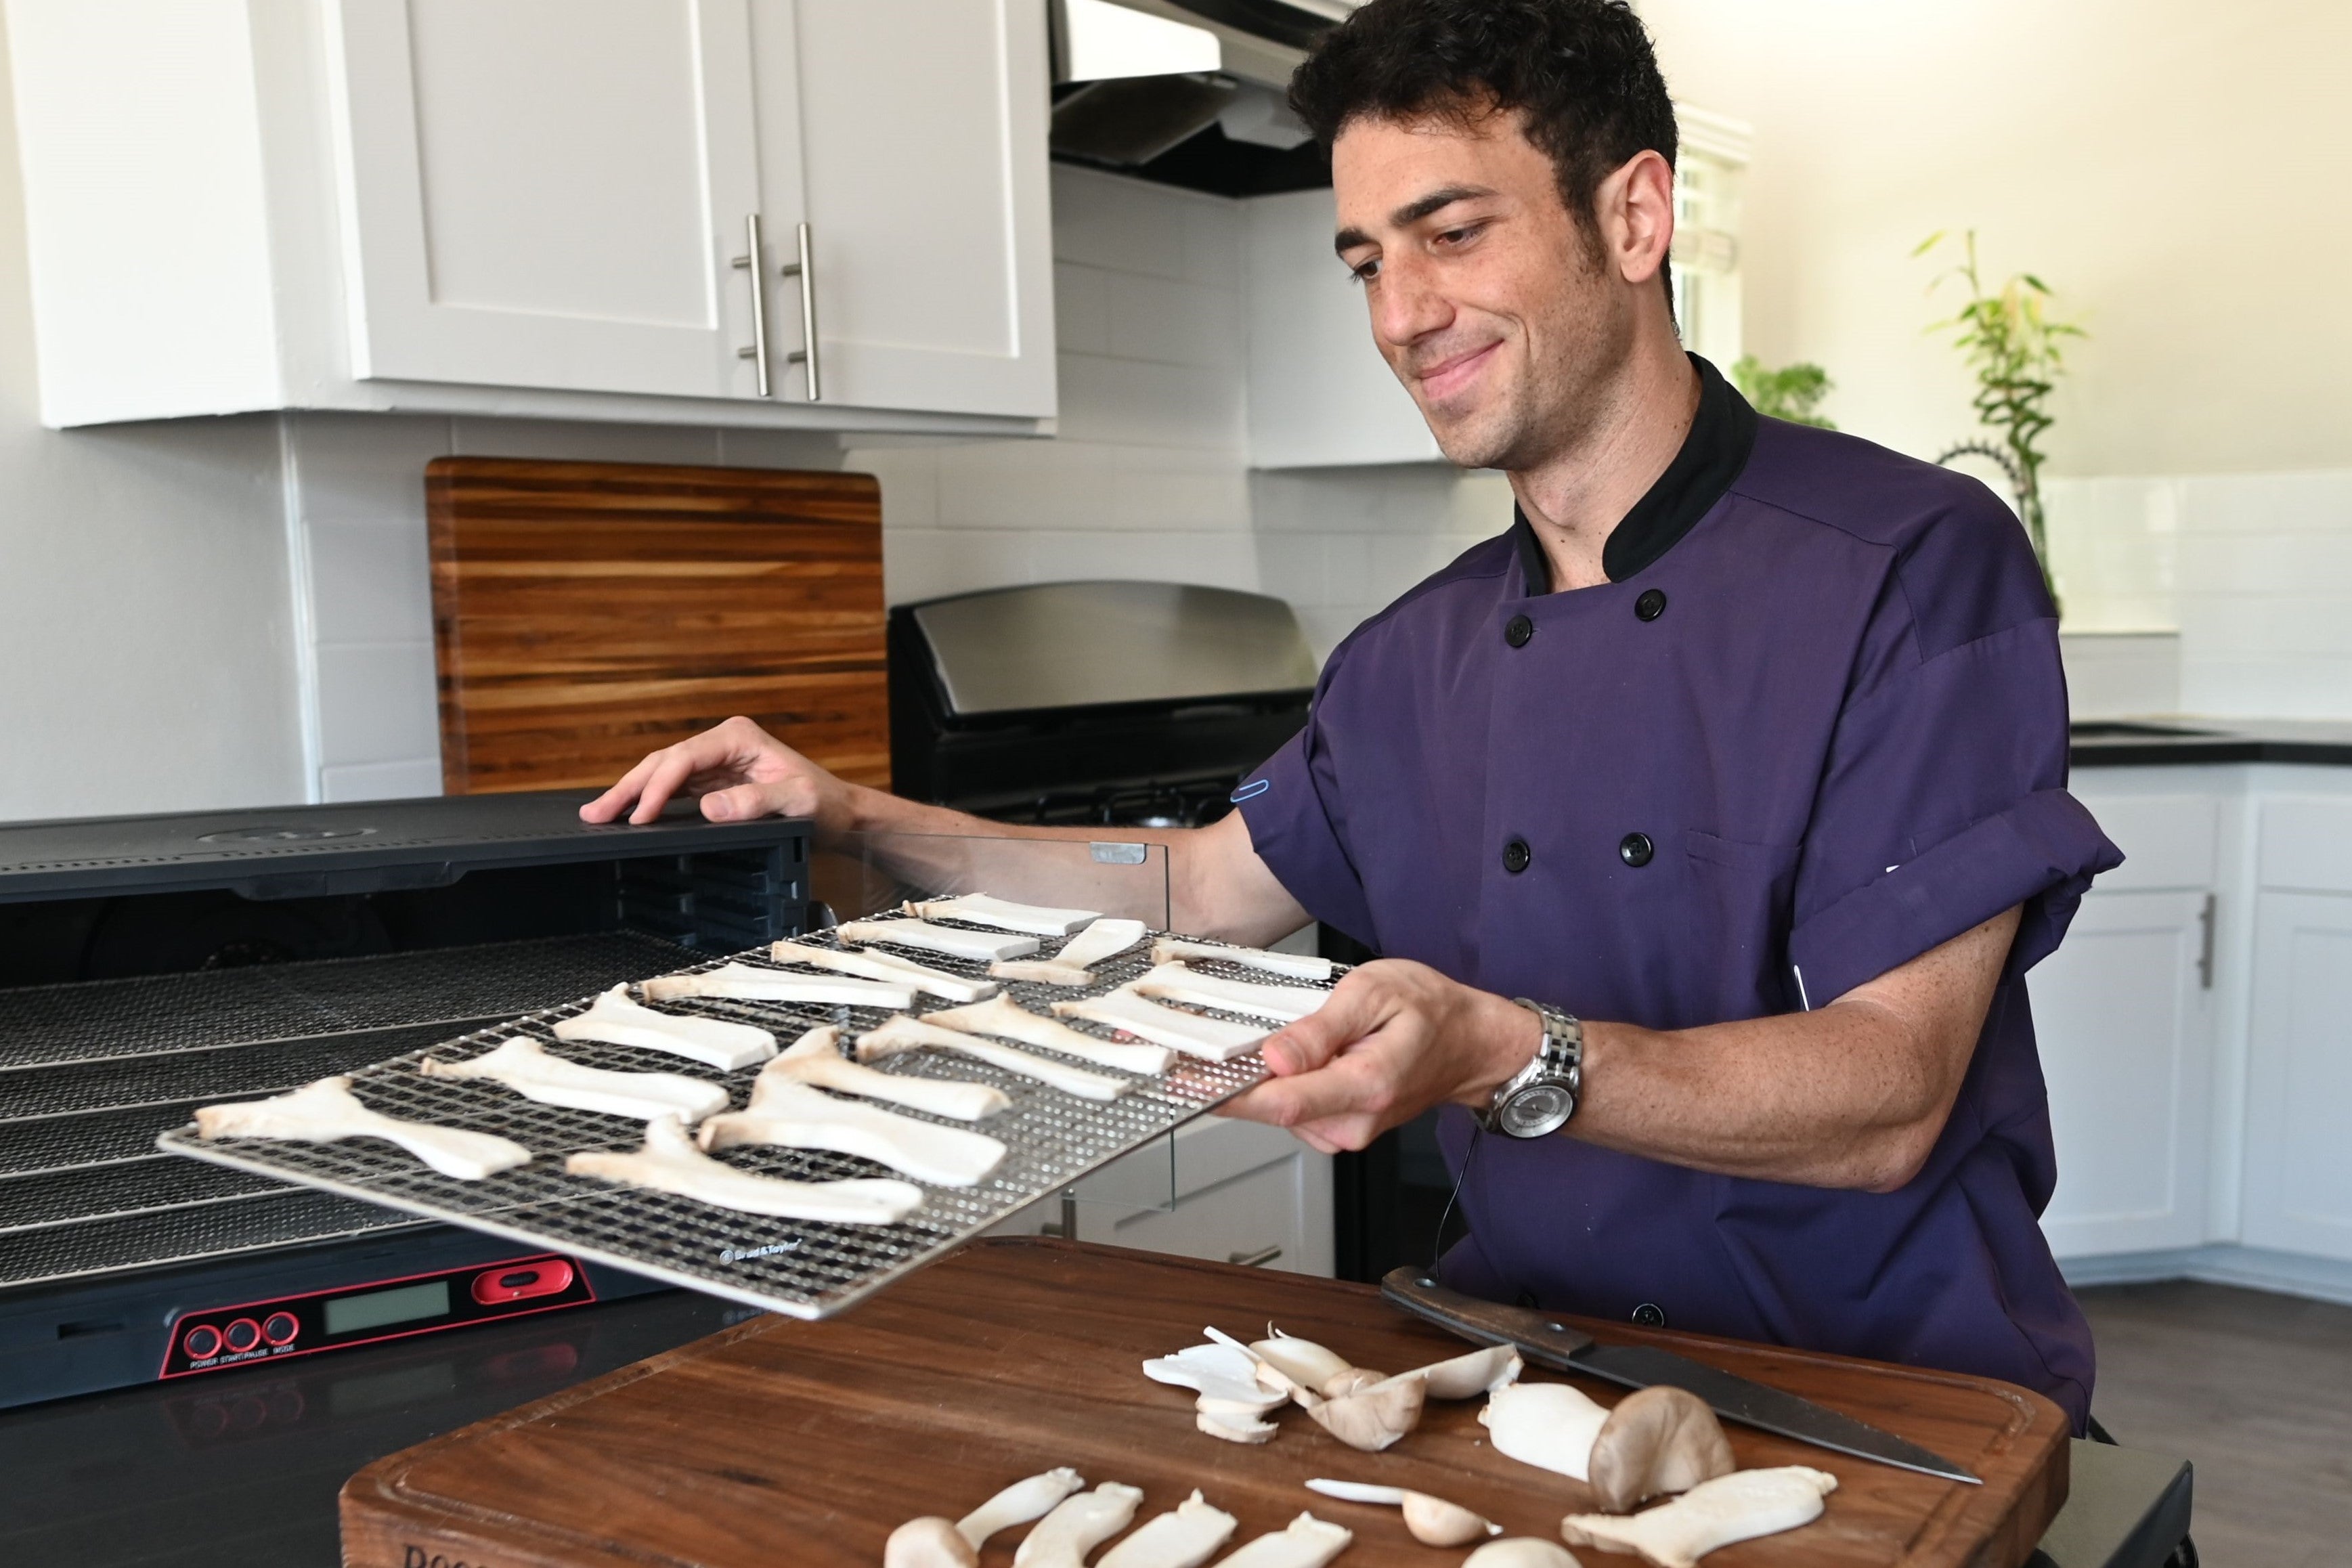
1479, 997, 1584, 1139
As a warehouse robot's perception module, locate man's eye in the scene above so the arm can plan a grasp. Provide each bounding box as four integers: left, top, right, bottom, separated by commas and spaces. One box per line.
1349, 258, 1381, 283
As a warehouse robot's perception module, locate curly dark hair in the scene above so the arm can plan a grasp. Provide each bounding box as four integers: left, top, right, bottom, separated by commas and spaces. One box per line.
1290, 0, 1677, 288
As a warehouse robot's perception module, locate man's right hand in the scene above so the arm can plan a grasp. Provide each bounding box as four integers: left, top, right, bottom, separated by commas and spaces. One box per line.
579, 716, 854, 828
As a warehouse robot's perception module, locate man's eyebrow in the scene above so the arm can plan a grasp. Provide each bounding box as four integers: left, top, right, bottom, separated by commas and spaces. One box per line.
1332, 185, 1498, 257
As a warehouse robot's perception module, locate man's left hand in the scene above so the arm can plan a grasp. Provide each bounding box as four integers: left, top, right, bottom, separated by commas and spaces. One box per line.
1219, 959, 1538, 1153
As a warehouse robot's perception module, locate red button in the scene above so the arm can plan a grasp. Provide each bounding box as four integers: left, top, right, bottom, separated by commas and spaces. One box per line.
471, 1259, 573, 1305
181, 1323, 223, 1360
262, 1311, 299, 1346
221, 1317, 262, 1353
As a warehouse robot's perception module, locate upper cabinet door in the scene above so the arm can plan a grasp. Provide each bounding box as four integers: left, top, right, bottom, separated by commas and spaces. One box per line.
332, 0, 766, 399
760, 0, 1056, 418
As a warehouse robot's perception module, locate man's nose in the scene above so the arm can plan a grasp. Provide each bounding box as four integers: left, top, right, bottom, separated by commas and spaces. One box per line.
1369, 254, 1453, 347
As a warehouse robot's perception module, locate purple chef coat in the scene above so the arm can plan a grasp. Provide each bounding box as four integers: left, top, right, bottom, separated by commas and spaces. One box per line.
1237, 355, 2120, 1429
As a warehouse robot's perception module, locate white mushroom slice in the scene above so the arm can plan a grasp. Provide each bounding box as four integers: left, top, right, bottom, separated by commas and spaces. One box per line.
957, 1467, 1087, 1549
419, 1038, 728, 1124
552, 985, 776, 1071
858, 1015, 1128, 1102
926, 994, 1172, 1075
1151, 938, 1334, 982
1051, 992, 1267, 1061
1197, 1409, 1279, 1444
1302, 1481, 1500, 1547
764, 1026, 1011, 1122
1011, 1481, 1145, 1568
1053, 917, 1150, 971
771, 940, 998, 1003
1144, 1343, 1288, 1412
565, 1114, 922, 1223
989, 959, 1099, 987
1099, 1491, 1240, 1568
1557, 1467, 1838, 1568
1250, 1330, 1356, 1389
1409, 1344, 1524, 1399
698, 1077, 1007, 1187
1205, 1512, 1352, 1568
906, 892, 1102, 936
841, 917, 1040, 963
1307, 1371, 1425, 1451
1129, 964, 1329, 1024
1464, 1541, 1582, 1568
194, 1076, 530, 1181
640, 963, 915, 1010
885, 1517, 975, 1568
1480, 1381, 1613, 1481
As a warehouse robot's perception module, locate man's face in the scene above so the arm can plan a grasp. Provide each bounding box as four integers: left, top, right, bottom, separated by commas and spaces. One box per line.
1332, 110, 1636, 472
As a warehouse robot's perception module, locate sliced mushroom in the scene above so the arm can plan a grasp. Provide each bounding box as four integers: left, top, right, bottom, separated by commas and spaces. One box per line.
697, 1077, 1007, 1186
924, 993, 1171, 1075
884, 1516, 976, 1568
1305, 1370, 1425, 1452
1051, 917, 1150, 971
1204, 1512, 1351, 1568
1557, 1467, 1838, 1568
1143, 1342, 1289, 1413
857, 1015, 1128, 1101
1248, 1329, 1355, 1390
1129, 963, 1329, 1024
1051, 990, 1267, 1061
1011, 1481, 1145, 1568
1150, 938, 1335, 982
552, 984, 775, 1070
763, 1025, 1011, 1122
905, 892, 1102, 937
1479, 1381, 1612, 1481
640, 963, 916, 1010
1464, 1540, 1582, 1568
194, 1076, 531, 1180
957, 1468, 1087, 1549
1410, 1343, 1523, 1400
770, 939, 998, 1002
990, 959, 1099, 987
840, 917, 1041, 963
1099, 1490, 1238, 1568
564, 1114, 923, 1223
1584, 1386, 1736, 1512
1320, 1368, 1388, 1398
1196, 1409, 1278, 1444
418, 1037, 731, 1124
1303, 1479, 1500, 1546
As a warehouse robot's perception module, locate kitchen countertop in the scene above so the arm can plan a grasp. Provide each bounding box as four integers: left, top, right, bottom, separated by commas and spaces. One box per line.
0, 1283, 2189, 1568
2071, 718, 2352, 767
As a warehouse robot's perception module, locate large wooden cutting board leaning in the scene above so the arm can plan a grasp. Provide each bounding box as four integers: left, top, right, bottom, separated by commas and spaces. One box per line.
428, 457, 890, 795
342, 1239, 2068, 1568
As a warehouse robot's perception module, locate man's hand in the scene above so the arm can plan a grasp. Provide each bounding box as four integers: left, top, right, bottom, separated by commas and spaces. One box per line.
580, 716, 854, 827
1221, 960, 1538, 1154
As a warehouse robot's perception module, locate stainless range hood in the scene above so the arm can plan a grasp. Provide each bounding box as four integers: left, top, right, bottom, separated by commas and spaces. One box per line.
1049, 0, 1352, 167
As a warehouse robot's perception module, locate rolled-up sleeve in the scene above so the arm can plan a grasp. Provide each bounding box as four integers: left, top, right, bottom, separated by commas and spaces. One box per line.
1787, 587, 2122, 1007
1236, 655, 1380, 949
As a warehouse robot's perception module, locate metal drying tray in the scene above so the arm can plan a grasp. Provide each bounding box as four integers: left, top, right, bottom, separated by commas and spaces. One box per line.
158, 923, 1305, 1320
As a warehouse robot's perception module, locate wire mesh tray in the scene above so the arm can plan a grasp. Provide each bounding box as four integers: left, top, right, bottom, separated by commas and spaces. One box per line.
158, 923, 1310, 1319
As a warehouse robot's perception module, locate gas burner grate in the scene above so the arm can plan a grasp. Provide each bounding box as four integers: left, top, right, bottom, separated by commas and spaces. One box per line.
162, 927, 1313, 1319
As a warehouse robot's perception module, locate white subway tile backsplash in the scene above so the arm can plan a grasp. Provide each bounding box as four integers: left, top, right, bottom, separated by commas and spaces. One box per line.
287, 413, 450, 524
1105, 271, 1242, 369
933, 439, 1116, 530
1050, 166, 1194, 278
882, 527, 1036, 605
1026, 529, 1259, 591
1053, 262, 1113, 357
1055, 354, 1244, 451
714, 427, 846, 471
307, 520, 433, 647
448, 417, 722, 466
320, 758, 444, 803
1111, 465, 1250, 533
314, 642, 438, 768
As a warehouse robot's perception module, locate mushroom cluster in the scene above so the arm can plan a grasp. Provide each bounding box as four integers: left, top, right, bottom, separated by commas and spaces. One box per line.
885, 1471, 1350, 1568
1156, 1324, 1521, 1452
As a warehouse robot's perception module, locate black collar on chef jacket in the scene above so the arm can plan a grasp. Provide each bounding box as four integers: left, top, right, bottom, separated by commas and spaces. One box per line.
1510, 351, 1760, 594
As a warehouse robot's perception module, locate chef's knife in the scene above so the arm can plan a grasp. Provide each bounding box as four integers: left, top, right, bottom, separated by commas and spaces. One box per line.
1380, 1266, 1980, 1485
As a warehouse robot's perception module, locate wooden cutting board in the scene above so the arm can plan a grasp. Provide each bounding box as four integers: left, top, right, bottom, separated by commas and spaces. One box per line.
427, 457, 890, 796
342, 1239, 2067, 1568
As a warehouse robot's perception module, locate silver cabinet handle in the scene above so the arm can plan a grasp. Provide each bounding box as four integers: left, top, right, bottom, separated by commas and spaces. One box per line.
778, 220, 821, 401
1229, 1246, 1283, 1268
2197, 891, 2217, 990
732, 213, 771, 398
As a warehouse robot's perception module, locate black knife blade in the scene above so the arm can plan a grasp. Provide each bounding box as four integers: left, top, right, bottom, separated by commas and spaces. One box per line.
1380, 1265, 1981, 1485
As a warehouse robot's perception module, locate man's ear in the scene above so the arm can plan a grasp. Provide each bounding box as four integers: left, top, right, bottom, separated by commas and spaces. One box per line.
1598, 148, 1675, 287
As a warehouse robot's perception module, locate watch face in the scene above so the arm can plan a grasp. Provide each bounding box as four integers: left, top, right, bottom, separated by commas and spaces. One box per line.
1498, 1083, 1573, 1139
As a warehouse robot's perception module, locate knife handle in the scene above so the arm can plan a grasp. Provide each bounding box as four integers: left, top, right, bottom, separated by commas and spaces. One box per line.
1379, 1265, 1596, 1371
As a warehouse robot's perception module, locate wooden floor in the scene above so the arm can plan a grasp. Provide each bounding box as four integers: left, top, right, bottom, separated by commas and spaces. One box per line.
2076, 1280, 2352, 1567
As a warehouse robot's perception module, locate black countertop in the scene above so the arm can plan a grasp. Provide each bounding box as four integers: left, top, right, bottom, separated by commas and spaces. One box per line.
0, 1287, 2190, 1568
2070, 718, 2352, 768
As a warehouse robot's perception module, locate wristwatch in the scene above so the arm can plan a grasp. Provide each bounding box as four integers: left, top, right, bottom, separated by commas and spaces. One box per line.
1479, 998, 1584, 1138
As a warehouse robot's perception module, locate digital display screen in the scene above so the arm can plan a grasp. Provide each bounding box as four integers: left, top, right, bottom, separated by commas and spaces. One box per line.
324, 1279, 450, 1336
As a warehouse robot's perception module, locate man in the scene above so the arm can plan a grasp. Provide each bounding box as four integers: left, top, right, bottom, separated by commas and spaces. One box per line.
584, 0, 2118, 1428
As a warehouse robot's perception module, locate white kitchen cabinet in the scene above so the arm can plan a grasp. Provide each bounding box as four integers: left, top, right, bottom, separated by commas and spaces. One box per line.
4, 0, 1053, 432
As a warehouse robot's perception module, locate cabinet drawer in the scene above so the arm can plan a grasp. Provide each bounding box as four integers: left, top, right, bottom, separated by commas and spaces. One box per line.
2074, 794, 2219, 890
2259, 798, 2352, 893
